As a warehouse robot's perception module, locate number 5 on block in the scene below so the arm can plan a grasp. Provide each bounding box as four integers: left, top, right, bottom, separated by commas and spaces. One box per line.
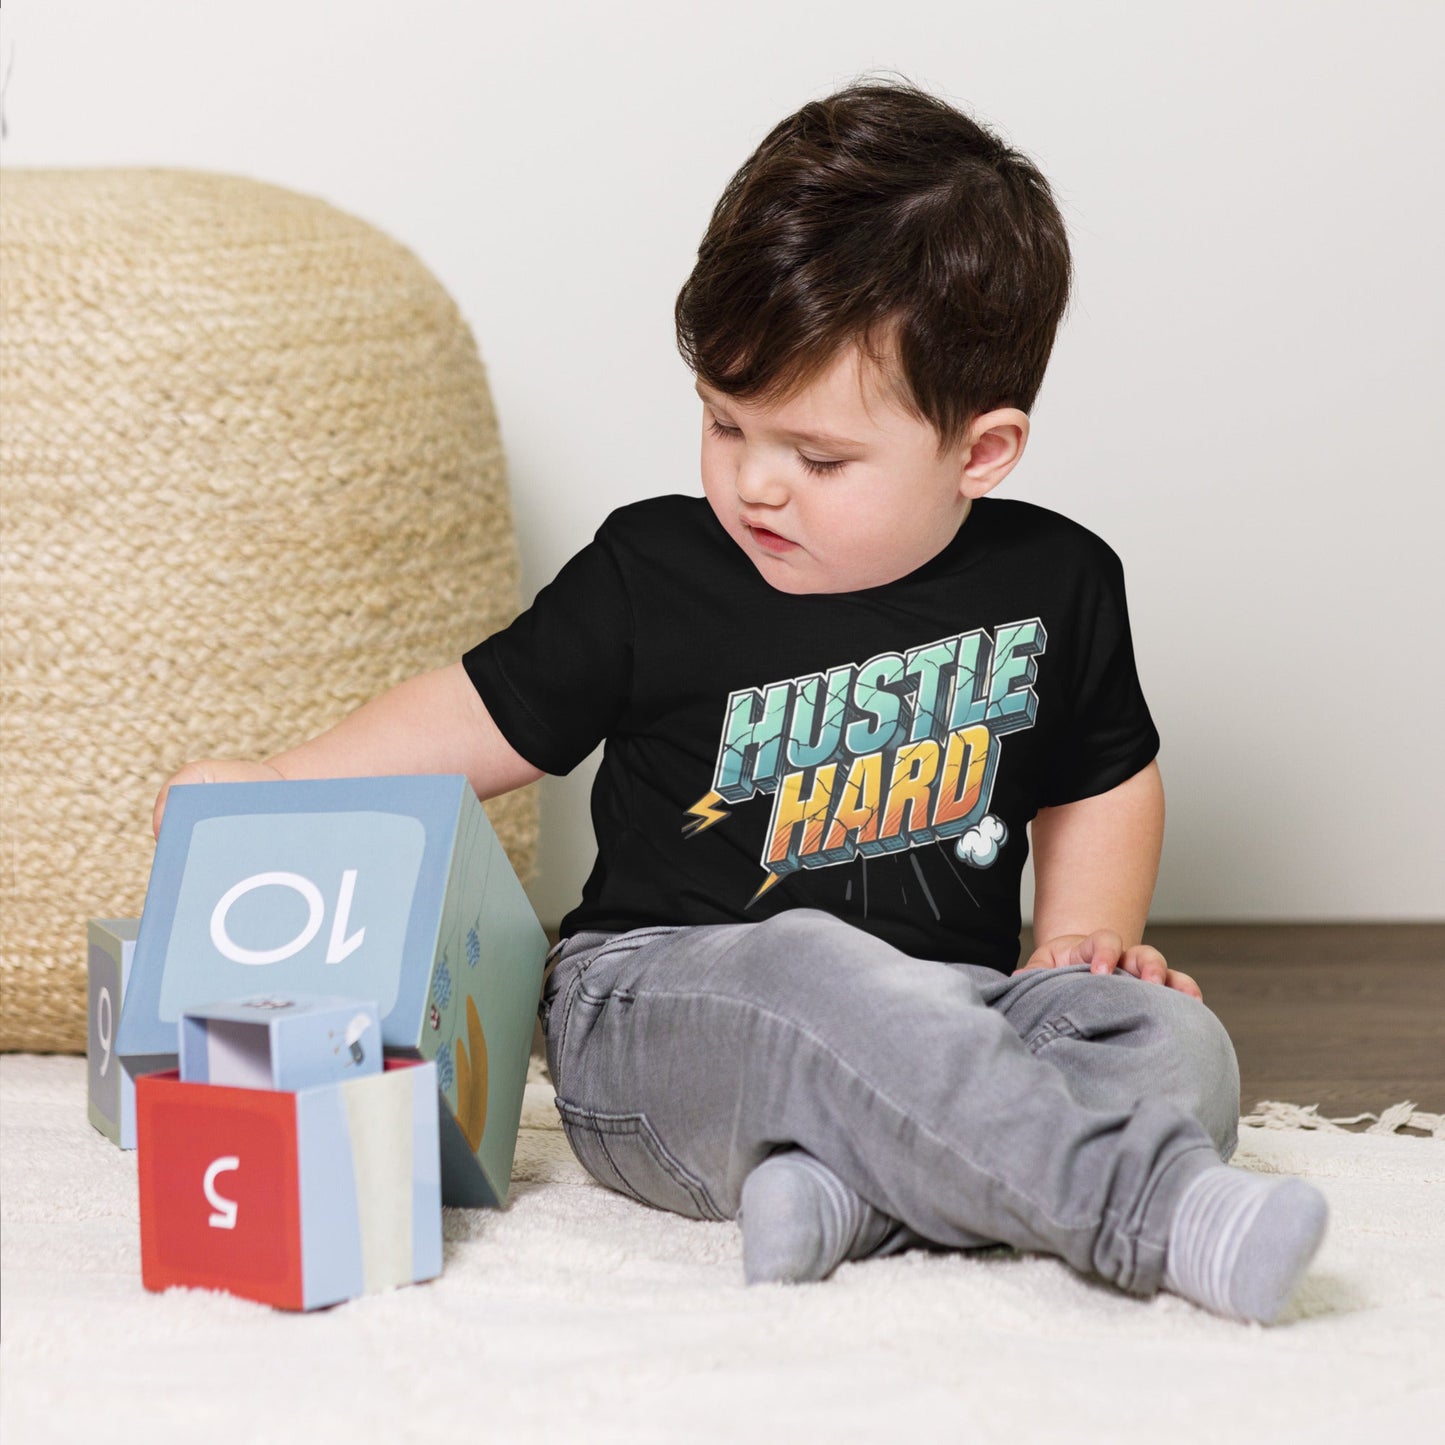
137, 1059, 442, 1311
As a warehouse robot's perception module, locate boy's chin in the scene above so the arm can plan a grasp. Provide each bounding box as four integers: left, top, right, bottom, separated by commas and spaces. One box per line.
748, 555, 857, 596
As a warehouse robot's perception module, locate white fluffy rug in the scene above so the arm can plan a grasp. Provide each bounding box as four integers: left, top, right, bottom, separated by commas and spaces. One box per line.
2, 1055, 1441, 1444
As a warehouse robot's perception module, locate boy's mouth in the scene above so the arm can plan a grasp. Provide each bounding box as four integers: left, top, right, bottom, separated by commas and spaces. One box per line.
745, 521, 798, 554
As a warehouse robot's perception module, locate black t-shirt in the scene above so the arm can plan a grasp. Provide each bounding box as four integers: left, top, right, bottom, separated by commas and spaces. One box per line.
462, 494, 1159, 974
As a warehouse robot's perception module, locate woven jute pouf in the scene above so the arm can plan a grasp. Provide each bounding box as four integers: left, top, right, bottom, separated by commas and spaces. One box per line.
0, 169, 539, 1052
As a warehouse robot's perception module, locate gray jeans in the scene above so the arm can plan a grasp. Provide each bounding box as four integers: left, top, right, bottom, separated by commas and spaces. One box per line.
539, 908, 1239, 1296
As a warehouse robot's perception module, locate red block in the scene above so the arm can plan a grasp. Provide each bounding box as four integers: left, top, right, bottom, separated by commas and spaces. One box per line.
137, 1071, 303, 1309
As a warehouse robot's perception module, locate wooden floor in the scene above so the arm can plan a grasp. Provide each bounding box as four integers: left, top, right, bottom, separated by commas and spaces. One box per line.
1114, 923, 1444, 1122
540, 923, 1444, 1126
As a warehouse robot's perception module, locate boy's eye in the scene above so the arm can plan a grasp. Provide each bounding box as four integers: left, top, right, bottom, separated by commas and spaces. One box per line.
706, 418, 847, 476
797, 453, 849, 476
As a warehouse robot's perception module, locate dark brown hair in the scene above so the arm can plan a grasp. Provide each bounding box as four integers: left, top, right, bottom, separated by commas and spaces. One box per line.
675, 76, 1073, 456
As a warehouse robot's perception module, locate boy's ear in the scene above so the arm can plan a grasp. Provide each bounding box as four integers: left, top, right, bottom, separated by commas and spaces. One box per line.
955, 408, 1030, 500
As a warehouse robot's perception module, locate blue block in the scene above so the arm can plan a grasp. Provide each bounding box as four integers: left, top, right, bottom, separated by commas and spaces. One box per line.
179, 995, 381, 1092
88, 919, 140, 1148
138, 1058, 442, 1310
296, 1060, 444, 1307
116, 775, 548, 1206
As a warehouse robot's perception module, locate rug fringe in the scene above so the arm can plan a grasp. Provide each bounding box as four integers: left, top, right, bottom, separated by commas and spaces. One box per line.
1241, 1099, 1444, 1139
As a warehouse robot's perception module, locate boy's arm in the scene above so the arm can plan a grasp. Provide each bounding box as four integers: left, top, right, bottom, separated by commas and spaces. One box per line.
152, 661, 544, 837
1021, 760, 1202, 998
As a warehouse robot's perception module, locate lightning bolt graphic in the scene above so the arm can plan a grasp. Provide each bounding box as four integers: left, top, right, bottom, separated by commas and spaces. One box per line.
746, 872, 784, 907
682, 790, 731, 838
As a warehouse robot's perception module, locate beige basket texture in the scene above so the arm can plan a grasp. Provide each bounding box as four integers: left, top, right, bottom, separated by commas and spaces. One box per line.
0, 169, 538, 1052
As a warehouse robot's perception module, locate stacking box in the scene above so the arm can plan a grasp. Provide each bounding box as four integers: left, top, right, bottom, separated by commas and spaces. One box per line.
115, 774, 549, 1205
88, 919, 141, 1147
179, 996, 382, 1091
137, 1057, 442, 1310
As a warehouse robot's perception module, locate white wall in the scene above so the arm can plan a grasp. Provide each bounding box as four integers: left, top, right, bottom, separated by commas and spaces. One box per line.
4, 0, 1441, 927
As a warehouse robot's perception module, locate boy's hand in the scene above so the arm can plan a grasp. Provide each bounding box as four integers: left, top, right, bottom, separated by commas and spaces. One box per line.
152, 759, 285, 840
1019, 930, 1203, 1000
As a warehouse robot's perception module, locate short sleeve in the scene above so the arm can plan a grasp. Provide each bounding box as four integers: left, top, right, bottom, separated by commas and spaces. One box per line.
461, 521, 633, 776
1039, 546, 1160, 807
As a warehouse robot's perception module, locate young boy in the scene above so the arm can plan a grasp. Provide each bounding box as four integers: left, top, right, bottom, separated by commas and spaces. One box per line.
155, 80, 1328, 1323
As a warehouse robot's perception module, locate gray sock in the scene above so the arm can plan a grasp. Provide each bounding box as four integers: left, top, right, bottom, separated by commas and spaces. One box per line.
1162, 1164, 1329, 1324
738, 1148, 898, 1285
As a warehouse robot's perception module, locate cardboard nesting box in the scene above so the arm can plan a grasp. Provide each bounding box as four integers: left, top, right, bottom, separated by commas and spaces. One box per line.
137, 1056, 442, 1310
115, 775, 549, 1206
87, 919, 140, 1147
178, 996, 382, 1091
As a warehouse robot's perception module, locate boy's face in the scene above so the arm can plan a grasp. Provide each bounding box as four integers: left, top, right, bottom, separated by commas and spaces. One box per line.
697, 343, 1028, 595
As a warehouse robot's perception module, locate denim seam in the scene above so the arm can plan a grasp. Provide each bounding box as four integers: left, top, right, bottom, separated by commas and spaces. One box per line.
552, 1098, 650, 1207
555, 1099, 725, 1220
1019, 1009, 1217, 1281
618, 1111, 720, 1219
592, 1129, 651, 1208
553, 931, 681, 1065
575, 926, 686, 966
1025, 1016, 1082, 1055
618, 985, 1112, 1240
1131, 1141, 1219, 1257
587, 1129, 653, 1209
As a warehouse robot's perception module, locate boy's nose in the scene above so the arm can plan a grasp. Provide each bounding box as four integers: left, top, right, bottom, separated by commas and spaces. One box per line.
734, 461, 790, 508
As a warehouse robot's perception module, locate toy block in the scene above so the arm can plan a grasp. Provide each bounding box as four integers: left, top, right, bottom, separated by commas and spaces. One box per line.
116, 774, 547, 1207
88, 919, 141, 1148
137, 1057, 442, 1311
179, 996, 381, 1091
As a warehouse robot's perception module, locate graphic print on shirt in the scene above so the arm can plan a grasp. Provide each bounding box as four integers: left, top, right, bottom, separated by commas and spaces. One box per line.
683, 620, 1046, 907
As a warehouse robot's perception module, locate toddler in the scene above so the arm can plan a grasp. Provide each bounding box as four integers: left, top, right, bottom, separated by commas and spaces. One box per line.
156, 78, 1328, 1323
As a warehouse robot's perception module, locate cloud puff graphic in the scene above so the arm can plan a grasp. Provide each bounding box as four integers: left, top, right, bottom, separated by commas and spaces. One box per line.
955, 814, 1008, 869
